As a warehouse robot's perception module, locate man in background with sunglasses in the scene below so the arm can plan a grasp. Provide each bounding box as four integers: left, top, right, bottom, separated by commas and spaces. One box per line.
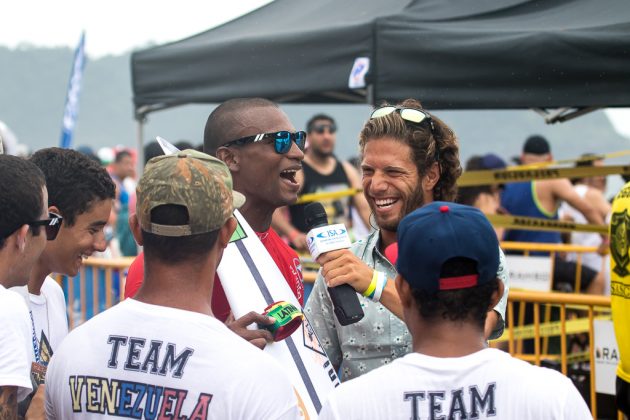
12, 148, 115, 383
272, 114, 372, 251
306, 99, 509, 380
125, 98, 306, 348
0, 155, 50, 419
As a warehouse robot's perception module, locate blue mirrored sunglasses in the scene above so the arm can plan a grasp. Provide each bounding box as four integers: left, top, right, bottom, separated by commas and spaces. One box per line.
223, 130, 307, 154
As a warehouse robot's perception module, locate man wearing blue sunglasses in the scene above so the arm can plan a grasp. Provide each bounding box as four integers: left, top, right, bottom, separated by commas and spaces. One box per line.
126, 98, 306, 349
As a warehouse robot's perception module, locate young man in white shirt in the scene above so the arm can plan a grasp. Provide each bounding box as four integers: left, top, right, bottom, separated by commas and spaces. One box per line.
45, 150, 299, 419
320, 202, 591, 420
13, 148, 116, 371
0, 155, 50, 419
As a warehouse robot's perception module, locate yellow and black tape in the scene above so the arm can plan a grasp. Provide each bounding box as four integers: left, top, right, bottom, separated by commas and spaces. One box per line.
458, 164, 630, 187
295, 188, 362, 204
493, 315, 611, 343
515, 149, 630, 169
486, 214, 608, 235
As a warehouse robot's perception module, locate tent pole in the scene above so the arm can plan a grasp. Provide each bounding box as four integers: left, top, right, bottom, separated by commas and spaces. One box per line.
135, 116, 145, 176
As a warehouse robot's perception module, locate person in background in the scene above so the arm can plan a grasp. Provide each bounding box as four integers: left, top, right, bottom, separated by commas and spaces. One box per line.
273, 113, 372, 251
456, 153, 507, 239
319, 202, 591, 420
110, 149, 137, 256
501, 135, 605, 293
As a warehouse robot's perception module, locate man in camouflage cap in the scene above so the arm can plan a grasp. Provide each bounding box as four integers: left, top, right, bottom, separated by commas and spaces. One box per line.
45, 150, 299, 419
136, 149, 245, 237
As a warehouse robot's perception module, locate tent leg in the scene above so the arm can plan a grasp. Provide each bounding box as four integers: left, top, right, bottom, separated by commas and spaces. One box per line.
136, 117, 145, 176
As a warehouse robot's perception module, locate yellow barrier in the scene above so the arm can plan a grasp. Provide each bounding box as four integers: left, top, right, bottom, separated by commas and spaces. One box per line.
54, 257, 133, 329
72, 251, 620, 419
501, 290, 619, 420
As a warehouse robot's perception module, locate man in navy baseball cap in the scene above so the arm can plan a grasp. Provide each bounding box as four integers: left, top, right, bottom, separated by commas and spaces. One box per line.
319, 201, 591, 419
397, 201, 500, 293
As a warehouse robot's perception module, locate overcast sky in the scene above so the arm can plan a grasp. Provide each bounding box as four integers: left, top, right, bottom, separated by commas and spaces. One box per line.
2, 0, 271, 57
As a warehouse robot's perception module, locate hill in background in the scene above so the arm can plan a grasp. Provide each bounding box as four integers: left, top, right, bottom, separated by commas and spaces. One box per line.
1, 45, 628, 170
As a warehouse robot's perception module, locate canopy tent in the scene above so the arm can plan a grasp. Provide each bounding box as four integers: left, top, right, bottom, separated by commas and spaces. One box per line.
131, 0, 630, 118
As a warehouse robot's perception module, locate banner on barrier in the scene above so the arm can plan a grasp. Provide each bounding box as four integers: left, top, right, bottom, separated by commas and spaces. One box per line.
505, 255, 552, 292
594, 319, 620, 396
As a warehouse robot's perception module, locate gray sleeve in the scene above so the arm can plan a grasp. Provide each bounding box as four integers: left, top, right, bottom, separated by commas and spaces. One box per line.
489, 247, 509, 340
304, 271, 342, 371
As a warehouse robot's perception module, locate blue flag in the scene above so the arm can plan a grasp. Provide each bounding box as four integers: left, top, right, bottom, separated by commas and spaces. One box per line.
60, 32, 86, 149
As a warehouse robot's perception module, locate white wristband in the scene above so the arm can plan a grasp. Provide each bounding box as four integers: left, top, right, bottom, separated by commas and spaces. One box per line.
371, 271, 387, 302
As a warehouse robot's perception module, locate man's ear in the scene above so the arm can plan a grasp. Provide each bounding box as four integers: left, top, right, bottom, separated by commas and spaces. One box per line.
14, 225, 30, 252
488, 278, 505, 312
48, 205, 60, 217
422, 162, 440, 194
395, 274, 414, 309
216, 147, 240, 172
128, 214, 143, 246
218, 217, 237, 250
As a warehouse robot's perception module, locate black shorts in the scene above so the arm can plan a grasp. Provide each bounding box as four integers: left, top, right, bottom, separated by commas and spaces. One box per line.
553, 257, 597, 292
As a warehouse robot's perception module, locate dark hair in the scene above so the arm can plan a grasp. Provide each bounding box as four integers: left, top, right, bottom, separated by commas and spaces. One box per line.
456, 156, 494, 205
142, 204, 219, 264
144, 141, 163, 165
115, 150, 132, 163
411, 257, 499, 328
572, 153, 599, 185
203, 98, 279, 156
359, 99, 461, 201
174, 140, 194, 151
0, 155, 46, 248
29, 148, 115, 226
306, 113, 335, 133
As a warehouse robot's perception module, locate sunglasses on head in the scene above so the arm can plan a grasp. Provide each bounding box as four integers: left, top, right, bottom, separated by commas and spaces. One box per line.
370, 106, 435, 132
223, 130, 307, 154
28, 212, 63, 241
312, 123, 337, 134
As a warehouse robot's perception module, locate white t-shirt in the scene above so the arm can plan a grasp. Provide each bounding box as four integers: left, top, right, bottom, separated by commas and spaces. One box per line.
45, 298, 299, 420
558, 184, 603, 272
0, 284, 34, 402
12, 277, 69, 369
319, 348, 591, 420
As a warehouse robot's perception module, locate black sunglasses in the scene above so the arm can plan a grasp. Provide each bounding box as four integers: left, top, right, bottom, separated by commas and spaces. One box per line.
312, 123, 337, 134
370, 106, 435, 132
223, 131, 306, 155
28, 212, 63, 241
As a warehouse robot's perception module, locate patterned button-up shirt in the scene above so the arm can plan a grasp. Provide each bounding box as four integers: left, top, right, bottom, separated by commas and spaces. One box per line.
305, 229, 509, 381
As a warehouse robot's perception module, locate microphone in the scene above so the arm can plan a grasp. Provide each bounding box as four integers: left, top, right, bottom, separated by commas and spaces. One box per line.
305, 203, 364, 326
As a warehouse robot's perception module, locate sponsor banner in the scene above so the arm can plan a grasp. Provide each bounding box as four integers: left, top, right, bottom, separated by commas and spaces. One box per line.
594, 319, 620, 395
505, 255, 552, 292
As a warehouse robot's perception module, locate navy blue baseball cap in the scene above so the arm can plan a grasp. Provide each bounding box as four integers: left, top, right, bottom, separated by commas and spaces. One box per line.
397, 202, 499, 293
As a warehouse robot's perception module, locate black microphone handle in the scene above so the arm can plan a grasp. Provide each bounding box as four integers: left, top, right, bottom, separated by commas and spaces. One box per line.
327, 283, 365, 326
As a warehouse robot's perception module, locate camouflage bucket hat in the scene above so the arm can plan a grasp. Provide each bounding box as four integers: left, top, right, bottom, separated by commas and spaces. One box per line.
137, 149, 245, 236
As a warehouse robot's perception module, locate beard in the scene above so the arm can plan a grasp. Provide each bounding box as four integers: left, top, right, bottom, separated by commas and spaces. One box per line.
310, 146, 333, 160
377, 187, 426, 233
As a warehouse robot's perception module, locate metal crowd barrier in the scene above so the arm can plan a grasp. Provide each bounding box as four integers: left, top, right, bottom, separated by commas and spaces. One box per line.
54, 257, 133, 329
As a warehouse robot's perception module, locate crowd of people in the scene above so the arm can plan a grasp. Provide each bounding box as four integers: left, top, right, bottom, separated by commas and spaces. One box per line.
1, 97, 627, 419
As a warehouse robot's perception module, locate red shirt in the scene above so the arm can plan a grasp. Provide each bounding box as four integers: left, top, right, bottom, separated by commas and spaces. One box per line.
124, 228, 304, 322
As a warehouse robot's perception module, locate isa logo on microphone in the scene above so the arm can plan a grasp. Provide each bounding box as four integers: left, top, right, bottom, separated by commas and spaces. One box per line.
307, 224, 352, 260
